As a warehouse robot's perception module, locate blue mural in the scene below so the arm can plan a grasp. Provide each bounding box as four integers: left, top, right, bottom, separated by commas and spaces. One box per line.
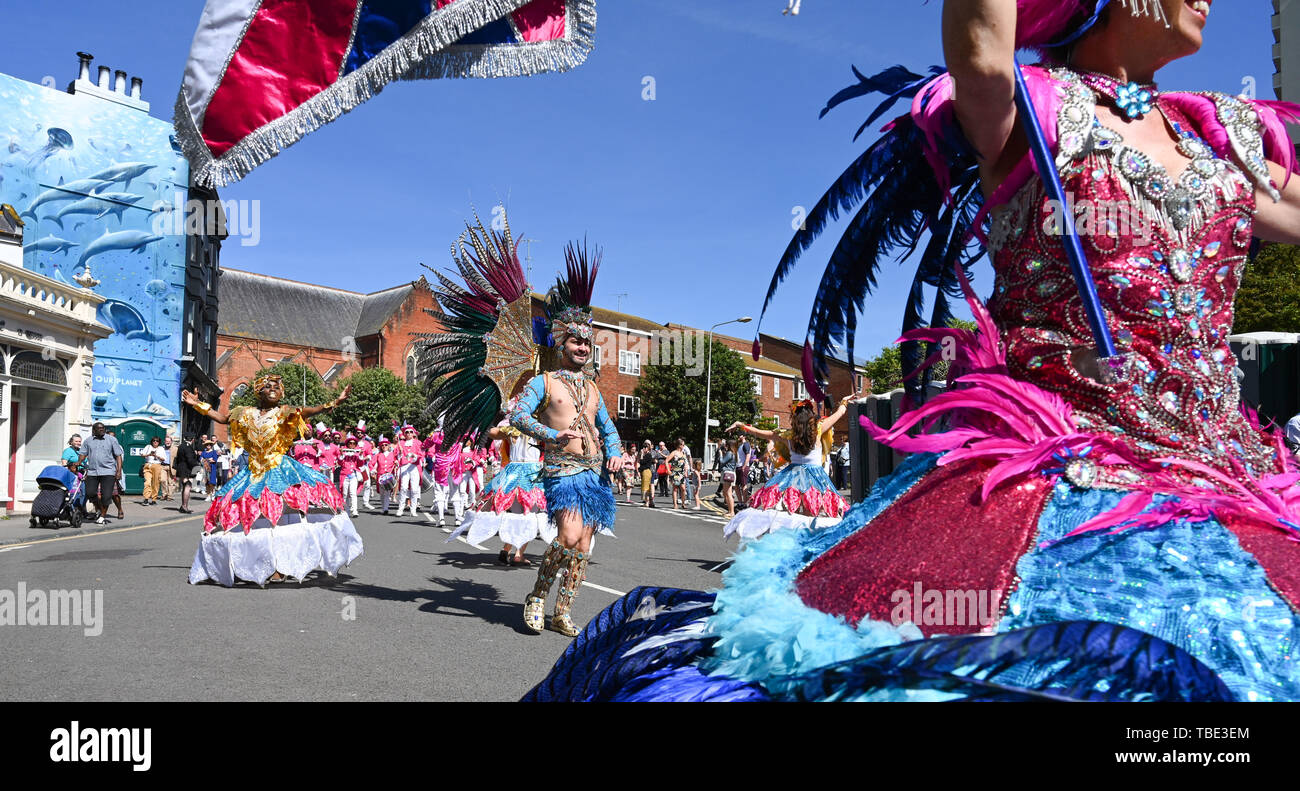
0, 72, 188, 431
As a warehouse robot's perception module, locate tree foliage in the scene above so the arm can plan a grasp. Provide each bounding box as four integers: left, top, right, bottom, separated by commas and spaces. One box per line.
230, 362, 334, 412
332, 367, 435, 438
633, 339, 758, 457
1233, 244, 1300, 334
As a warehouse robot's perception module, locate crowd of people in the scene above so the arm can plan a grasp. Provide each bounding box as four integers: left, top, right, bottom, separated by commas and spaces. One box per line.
609, 433, 852, 517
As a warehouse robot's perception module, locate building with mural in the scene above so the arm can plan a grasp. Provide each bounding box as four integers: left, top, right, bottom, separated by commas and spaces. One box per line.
1276, 0, 1300, 145
0, 55, 224, 504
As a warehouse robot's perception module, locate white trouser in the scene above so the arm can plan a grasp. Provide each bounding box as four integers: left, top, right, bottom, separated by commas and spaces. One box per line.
380, 486, 392, 513
362, 476, 373, 507
397, 464, 421, 513
342, 473, 358, 514
432, 477, 465, 523
464, 469, 481, 505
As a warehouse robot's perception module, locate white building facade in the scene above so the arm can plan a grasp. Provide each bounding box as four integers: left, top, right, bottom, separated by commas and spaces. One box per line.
0, 207, 111, 513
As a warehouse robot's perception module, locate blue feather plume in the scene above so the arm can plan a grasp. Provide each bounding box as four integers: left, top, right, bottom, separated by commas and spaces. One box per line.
787, 620, 1234, 702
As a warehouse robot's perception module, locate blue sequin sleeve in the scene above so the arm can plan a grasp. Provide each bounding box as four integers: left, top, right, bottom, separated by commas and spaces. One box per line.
595, 393, 621, 461
509, 375, 559, 443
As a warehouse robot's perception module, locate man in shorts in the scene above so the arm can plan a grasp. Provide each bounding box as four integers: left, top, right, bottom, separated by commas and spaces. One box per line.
79, 422, 123, 525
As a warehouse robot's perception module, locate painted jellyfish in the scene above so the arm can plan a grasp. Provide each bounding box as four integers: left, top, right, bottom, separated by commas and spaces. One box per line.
26, 127, 78, 180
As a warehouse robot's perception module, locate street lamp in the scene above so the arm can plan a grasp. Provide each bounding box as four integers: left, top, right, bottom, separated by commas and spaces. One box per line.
703, 316, 752, 470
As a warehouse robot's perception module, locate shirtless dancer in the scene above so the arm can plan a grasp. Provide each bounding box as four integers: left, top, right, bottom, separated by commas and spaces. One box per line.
510, 308, 622, 637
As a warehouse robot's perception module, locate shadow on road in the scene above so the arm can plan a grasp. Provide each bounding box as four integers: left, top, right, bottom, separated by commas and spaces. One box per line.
643, 555, 731, 573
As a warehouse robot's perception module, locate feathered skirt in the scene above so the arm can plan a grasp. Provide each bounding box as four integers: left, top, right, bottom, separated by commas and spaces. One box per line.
449, 461, 552, 547
189, 456, 362, 587
522, 452, 1300, 702
724, 462, 847, 539
543, 470, 616, 536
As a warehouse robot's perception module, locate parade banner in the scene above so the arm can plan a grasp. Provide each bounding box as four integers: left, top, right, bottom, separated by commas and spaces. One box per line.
174, 0, 596, 187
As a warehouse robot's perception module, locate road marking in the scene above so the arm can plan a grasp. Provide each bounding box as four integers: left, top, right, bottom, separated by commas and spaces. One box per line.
455, 536, 489, 551
582, 581, 626, 596
0, 545, 30, 553
0, 514, 202, 550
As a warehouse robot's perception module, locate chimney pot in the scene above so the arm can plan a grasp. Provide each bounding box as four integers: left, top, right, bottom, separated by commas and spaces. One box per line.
130, 76, 142, 100
114, 69, 127, 94
97, 65, 110, 90
76, 52, 93, 83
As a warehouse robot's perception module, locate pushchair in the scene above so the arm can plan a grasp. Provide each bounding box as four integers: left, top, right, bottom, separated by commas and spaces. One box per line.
29, 464, 87, 528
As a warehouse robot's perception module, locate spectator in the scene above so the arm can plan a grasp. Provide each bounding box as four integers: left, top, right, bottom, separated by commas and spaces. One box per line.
160, 436, 176, 500
667, 438, 689, 509
78, 422, 123, 525
638, 440, 657, 508
687, 459, 703, 510
620, 443, 637, 504
105, 428, 126, 519
172, 435, 201, 514
217, 445, 232, 487
200, 441, 220, 500
836, 442, 852, 490
140, 436, 167, 506
62, 434, 83, 472
736, 434, 753, 507
715, 438, 737, 517
653, 441, 669, 497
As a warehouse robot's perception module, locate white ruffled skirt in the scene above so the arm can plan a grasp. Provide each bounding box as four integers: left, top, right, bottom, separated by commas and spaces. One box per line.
188, 512, 364, 587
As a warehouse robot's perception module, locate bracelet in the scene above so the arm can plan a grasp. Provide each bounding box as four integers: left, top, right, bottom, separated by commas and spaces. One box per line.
194, 402, 212, 415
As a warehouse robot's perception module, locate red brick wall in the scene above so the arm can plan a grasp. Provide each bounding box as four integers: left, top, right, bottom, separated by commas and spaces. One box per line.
378, 280, 444, 374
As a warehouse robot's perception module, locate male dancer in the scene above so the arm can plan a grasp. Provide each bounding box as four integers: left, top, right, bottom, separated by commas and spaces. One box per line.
370, 436, 398, 515
355, 420, 376, 509
510, 308, 621, 637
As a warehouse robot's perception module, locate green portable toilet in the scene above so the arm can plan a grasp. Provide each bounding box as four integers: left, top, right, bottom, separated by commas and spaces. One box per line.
110, 418, 168, 495
1230, 332, 1300, 430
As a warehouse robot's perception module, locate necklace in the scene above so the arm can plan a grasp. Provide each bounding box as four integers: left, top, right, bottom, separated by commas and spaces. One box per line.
1073, 68, 1159, 121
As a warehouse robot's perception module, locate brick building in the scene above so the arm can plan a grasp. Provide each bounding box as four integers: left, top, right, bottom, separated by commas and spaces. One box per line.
212, 268, 443, 439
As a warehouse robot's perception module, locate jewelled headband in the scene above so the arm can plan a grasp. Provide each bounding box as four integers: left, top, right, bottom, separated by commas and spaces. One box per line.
551, 306, 594, 343
254, 374, 283, 391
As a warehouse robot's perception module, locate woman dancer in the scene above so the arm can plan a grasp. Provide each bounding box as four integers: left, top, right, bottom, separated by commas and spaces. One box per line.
183, 376, 361, 586
450, 409, 550, 565
527, 0, 1300, 702
338, 435, 363, 518
722, 394, 857, 540
394, 425, 425, 518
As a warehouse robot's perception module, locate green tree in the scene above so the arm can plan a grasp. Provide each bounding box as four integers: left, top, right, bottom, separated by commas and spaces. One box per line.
634, 338, 758, 457
231, 362, 334, 412
1233, 244, 1300, 334
331, 367, 435, 437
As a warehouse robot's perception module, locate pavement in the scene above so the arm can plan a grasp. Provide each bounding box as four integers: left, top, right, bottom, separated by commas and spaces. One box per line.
0, 486, 796, 702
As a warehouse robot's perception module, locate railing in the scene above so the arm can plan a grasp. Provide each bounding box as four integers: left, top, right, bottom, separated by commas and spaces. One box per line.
0, 260, 105, 323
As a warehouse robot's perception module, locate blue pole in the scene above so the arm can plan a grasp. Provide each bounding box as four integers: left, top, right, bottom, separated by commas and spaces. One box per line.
1012, 63, 1118, 362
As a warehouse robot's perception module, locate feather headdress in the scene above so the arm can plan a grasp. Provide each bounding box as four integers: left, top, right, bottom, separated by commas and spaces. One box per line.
544, 238, 601, 345
417, 208, 534, 447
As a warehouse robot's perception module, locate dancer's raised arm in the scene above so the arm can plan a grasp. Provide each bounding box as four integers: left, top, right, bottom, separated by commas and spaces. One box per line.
943, 0, 1021, 192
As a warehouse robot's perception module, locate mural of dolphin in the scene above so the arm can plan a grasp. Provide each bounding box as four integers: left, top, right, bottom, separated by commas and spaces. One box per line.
22, 235, 79, 255
21, 177, 113, 219
50, 192, 145, 228
77, 229, 163, 267
86, 162, 155, 190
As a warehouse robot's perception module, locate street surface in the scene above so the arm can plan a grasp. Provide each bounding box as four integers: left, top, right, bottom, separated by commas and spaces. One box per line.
0, 489, 750, 701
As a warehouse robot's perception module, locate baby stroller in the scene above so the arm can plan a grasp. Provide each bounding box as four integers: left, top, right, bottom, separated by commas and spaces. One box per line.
29, 465, 87, 528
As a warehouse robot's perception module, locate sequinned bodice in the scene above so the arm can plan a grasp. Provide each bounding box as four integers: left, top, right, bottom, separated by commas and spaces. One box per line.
228, 406, 309, 480
986, 70, 1284, 488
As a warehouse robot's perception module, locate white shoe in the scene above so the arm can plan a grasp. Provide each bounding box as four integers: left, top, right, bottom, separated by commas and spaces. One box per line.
350, 510, 359, 518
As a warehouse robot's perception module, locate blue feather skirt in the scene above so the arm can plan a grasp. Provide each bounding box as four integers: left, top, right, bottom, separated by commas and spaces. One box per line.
543, 470, 616, 537
525, 452, 1298, 702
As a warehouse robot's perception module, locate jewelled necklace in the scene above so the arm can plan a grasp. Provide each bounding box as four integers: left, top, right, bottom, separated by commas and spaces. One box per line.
1073, 68, 1159, 121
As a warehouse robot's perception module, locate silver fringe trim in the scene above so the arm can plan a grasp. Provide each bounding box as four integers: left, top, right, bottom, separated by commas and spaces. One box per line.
175, 0, 545, 188
398, 0, 596, 82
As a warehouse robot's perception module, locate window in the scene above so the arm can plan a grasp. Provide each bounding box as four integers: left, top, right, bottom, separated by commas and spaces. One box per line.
773, 378, 780, 398
618, 395, 640, 419
231, 382, 249, 401
406, 354, 416, 384
797, 380, 808, 400
593, 345, 602, 368
10, 352, 66, 386
618, 350, 641, 376
750, 373, 762, 392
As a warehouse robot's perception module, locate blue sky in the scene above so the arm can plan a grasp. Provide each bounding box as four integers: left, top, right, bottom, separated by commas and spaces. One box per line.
0, 1, 1284, 365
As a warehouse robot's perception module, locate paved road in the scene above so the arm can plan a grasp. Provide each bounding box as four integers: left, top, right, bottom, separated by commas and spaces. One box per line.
0, 493, 745, 701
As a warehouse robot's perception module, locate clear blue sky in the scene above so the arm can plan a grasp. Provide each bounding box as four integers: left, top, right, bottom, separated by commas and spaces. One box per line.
0, 1, 1283, 364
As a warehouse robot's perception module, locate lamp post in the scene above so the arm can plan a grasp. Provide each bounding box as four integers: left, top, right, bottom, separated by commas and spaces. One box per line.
703, 316, 752, 470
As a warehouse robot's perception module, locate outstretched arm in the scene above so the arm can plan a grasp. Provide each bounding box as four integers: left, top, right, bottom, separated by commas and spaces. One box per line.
727, 421, 778, 441
297, 384, 352, 420
818, 390, 866, 435
943, 0, 1021, 195
181, 388, 230, 425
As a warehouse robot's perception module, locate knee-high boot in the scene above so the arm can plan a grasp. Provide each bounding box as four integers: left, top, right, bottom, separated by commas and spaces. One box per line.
523, 540, 567, 633
549, 547, 590, 638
